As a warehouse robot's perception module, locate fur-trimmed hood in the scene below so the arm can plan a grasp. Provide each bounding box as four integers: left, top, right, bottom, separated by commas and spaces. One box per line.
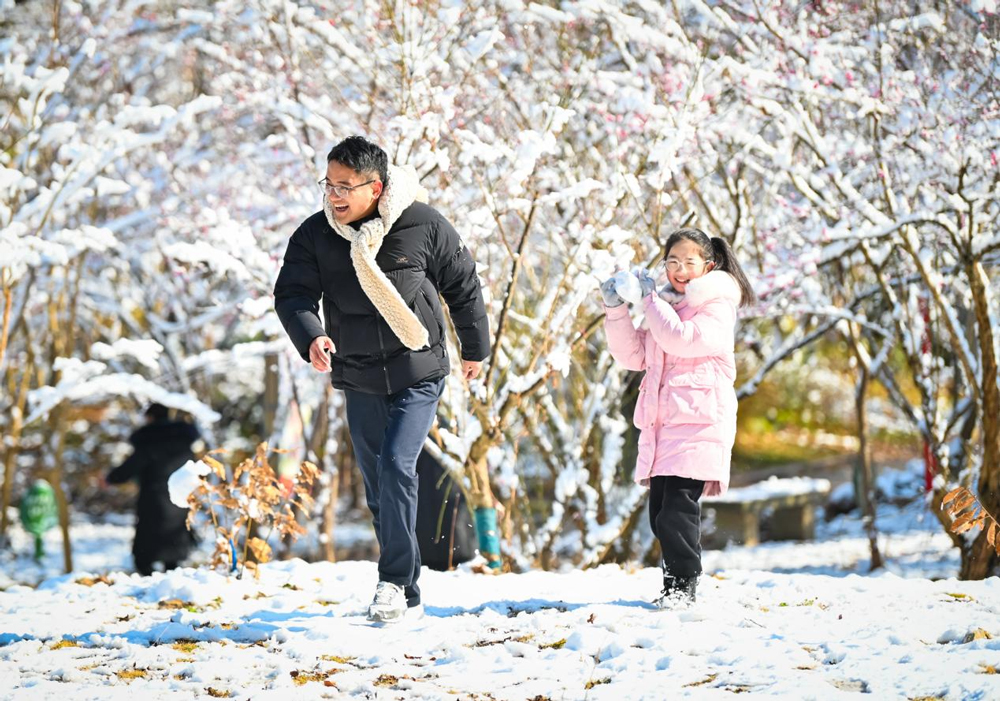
673, 270, 741, 310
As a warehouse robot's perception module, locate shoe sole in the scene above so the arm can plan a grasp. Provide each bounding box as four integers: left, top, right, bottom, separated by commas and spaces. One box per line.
367, 610, 405, 623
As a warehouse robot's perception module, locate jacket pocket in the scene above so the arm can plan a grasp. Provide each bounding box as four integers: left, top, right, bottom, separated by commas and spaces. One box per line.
665, 368, 719, 424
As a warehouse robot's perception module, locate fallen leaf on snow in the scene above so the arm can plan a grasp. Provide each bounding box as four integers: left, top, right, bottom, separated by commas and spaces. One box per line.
539, 638, 566, 650
291, 670, 330, 685
963, 629, 993, 643
116, 668, 148, 681
50, 639, 79, 650
684, 673, 718, 687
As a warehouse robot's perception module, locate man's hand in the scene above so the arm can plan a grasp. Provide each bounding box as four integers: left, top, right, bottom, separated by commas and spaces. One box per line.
309, 336, 335, 373
461, 359, 483, 380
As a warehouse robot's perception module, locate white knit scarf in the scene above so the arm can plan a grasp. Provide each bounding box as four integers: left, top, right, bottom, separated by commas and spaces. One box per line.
324, 164, 430, 350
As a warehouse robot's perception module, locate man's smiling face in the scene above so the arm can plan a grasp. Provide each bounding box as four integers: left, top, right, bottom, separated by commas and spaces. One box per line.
324, 161, 383, 224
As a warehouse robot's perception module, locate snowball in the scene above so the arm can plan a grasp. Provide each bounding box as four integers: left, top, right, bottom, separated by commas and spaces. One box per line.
612, 270, 643, 305
168, 460, 211, 508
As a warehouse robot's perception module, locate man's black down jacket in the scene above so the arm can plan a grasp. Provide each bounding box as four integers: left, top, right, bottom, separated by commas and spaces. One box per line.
273, 202, 490, 395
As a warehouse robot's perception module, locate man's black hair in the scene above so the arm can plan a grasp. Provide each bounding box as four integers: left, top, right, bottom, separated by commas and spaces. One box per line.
327, 136, 388, 184
145, 403, 169, 422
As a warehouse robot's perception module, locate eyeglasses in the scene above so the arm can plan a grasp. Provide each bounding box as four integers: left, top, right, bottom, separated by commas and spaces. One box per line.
317, 178, 377, 198
665, 258, 711, 273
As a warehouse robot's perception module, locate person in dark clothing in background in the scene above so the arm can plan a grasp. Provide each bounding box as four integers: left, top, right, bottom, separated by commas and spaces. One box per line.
107, 403, 201, 576
273, 135, 490, 622
415, 449, 476, 571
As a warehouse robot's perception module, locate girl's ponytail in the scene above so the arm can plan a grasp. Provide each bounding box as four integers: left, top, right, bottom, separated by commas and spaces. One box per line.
709, 237, 756, 308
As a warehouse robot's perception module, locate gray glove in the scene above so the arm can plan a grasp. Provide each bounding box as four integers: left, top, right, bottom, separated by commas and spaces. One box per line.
637, 269, 657, 299
600, 277, 624, 308
659, 286, 685, 305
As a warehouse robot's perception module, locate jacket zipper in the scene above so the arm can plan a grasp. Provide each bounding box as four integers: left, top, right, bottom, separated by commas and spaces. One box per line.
376, 318, 392, 394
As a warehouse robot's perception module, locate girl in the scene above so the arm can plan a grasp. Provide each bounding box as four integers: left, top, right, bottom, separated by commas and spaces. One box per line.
600, 228, 755, 606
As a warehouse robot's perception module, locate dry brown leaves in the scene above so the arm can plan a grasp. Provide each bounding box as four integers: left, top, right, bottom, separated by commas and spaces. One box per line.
50, 639, 79, 650
116, 668, 148, 681
181, 442, 321, 576
942, 486, 1000, 555
290, 670, 338, 687
963, 628, 993, 643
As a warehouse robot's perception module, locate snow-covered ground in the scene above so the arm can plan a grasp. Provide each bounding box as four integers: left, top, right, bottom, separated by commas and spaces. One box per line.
1, 496, 998, 699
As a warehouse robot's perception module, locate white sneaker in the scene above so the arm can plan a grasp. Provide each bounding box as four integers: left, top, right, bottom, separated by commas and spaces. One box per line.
367, 581, 406, 622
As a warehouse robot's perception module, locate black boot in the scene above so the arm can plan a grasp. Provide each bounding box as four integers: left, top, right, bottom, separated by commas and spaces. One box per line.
655, 575, 698, 608
671, 575, 698, 602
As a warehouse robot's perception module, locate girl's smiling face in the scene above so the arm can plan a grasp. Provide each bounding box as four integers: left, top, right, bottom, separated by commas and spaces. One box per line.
665, 239, 714, 293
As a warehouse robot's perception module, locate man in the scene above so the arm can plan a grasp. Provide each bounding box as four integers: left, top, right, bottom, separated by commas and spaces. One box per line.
107, 403, 201, 576
273, 136, 490, 622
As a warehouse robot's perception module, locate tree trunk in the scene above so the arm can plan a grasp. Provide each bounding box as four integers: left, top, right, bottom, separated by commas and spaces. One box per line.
464, 432, 501, 569
844, 320, 883, 570
47, 406, 73, 573
0, 356, 32, 545
0, 271, 12, 372
39, 264, 78, 574
0, 410, 23, 546
312, 386, 336, 562
855, 362, 883, 571
321, 472, 338, 562
959, 261, 1000, 579
262, 352, 279, 439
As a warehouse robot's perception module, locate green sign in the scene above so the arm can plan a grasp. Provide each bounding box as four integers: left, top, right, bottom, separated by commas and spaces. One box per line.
20, 480, 58, 560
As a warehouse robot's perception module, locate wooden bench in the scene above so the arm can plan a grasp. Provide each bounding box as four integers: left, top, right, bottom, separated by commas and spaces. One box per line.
702, 477, 831, 547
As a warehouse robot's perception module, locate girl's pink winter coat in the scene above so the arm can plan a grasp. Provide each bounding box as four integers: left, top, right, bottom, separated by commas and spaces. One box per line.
604, 270, 740, 497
